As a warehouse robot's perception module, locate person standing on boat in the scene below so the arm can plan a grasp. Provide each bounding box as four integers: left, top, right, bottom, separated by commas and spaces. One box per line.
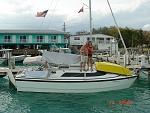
87, 41, 94, 71
80, 42, 88, 72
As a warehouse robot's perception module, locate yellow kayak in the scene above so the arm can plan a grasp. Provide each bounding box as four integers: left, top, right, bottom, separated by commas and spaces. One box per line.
95, 62, 132, 76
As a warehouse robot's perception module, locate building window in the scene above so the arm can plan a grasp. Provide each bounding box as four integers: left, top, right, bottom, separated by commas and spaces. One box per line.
99, 38, 104, 43
92, 37, 95, 42
87, 37, 90, 41
37, 36, 43, 42
4, 36, 10, 42
106, 38, 110, 44
51, 36, 56, 42
97, 38, 100, 44
20, 36, 26, 42
74, 37, 80, 40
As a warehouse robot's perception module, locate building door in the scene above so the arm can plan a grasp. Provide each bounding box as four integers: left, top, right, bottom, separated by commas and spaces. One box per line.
29, 35, 32, 43
12, 35, 16, 43
58, 35, 61, 43
45, 35, 48, 43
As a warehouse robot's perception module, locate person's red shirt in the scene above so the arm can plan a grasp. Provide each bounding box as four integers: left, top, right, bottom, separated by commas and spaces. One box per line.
88, 46, 93, 55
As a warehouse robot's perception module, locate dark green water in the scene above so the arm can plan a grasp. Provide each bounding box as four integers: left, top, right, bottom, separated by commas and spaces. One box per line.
0, 67, 150, 113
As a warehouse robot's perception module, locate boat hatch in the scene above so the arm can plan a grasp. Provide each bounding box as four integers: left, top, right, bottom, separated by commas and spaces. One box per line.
61, 71, 106, 77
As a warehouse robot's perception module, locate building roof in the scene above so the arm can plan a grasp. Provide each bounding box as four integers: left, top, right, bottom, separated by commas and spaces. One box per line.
0, 29, 65, 34
70, 34, 114, 38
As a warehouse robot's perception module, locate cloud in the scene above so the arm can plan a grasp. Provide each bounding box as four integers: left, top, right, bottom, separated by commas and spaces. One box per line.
142, 24, 150, 31
91, 0, 150, 31
0, 0, 150, 34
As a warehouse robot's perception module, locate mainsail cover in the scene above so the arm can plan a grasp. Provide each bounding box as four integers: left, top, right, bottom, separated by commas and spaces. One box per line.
42, 51, 81, 65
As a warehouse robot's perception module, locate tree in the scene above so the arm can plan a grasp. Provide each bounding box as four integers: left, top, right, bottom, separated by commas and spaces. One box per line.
76, 30, 89, 35
92, 27, 109, 34
107, 26, 118, 38
80, 26, 150, 50
143, 31, 150, 50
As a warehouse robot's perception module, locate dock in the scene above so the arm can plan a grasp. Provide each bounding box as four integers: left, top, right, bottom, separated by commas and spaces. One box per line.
0, 68, 22, 77
126, 64, 150, 70
93, 54, 150, 76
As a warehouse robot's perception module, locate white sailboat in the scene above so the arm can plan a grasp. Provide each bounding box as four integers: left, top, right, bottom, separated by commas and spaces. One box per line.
7, 51, 137, 93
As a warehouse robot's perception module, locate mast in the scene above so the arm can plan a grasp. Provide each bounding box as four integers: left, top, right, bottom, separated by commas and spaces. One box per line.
82, 0, 92, 41
107, 0, 128, 54
89, 0, 92, 41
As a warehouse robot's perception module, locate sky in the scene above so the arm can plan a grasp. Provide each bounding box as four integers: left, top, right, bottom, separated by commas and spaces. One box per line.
0, 0, 150, 34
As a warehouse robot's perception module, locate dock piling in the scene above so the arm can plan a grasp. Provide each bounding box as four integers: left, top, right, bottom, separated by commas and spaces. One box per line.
117, 51, 120, 64
100, 53, 103, 61
136, 54, 139, 65
141, 54, 146, 67
123, 54, 129, 67
8, 51, 12, 69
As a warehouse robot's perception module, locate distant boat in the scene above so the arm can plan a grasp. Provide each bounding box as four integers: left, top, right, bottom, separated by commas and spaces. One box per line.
0, 49, 13, 64
11, 54, 31, 63
0, 49, 31, 65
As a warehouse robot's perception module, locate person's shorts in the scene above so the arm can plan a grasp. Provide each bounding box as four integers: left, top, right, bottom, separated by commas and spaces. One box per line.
81, 55, 88, 62
88, 54, 92, 57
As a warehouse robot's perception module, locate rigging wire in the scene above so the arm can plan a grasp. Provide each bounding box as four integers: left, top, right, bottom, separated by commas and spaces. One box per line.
46, 0, 59, 30
37, 0, 54, 32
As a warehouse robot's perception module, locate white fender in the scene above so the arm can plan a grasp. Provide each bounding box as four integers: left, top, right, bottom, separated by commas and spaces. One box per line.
7, 69, 16, 87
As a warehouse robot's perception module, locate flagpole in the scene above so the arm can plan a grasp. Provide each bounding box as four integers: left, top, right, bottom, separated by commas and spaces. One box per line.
89, 0, 92, 41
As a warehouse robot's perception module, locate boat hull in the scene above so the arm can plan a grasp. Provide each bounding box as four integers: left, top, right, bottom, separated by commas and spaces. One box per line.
15, 76, 137, 93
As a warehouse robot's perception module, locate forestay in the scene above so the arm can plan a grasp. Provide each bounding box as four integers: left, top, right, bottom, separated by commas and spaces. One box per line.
42, 51, 81, 65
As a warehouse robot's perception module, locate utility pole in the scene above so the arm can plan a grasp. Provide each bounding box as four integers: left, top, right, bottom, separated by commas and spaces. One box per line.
62, 22, 67, 47
62, 22, 66, 33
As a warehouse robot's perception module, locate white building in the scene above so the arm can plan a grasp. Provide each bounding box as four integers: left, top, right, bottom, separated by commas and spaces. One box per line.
69, 34, 118, 54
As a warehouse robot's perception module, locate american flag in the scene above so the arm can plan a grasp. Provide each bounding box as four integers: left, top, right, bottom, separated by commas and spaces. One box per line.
36, 10, 48, 17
